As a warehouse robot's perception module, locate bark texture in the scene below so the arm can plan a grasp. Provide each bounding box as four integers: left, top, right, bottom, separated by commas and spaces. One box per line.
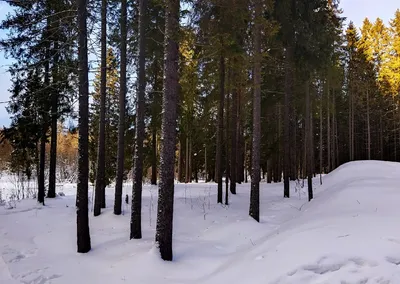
155, 0, 179, 261
76, 0, 91, 253
249, 0, 261, 222
131, 0, 147, 239
114, 0, 127, 215
94, 0, 107, 216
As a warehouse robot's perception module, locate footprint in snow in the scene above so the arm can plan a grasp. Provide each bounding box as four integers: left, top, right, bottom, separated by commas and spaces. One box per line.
385, 256, 400, 266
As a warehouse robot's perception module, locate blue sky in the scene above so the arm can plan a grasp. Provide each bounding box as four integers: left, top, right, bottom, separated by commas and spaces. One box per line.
0, 0, 399, 127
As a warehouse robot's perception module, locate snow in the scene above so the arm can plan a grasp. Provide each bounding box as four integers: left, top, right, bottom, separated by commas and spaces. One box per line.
0, 160, 400, 283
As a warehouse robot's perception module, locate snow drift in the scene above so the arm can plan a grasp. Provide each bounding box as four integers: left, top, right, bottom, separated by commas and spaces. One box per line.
0, 160, 399, 284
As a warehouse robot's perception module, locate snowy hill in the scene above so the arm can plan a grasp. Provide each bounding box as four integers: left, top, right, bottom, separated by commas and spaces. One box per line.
1, 160, 400, 283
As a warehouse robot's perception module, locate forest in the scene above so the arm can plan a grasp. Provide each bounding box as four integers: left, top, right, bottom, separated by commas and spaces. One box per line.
0, 0, 400, 261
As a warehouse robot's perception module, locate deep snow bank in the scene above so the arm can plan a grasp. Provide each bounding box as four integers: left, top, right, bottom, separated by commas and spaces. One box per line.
1, 160, 399, 284
208, 161, 400, 284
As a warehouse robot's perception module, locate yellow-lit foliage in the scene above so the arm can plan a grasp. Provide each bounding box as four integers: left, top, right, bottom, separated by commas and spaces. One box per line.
0, 132, 12, 171
55, 124, 78, 181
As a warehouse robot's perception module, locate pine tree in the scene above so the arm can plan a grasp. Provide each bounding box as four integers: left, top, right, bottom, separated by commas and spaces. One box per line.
249, 0, 262, 222
380, 10, 400, 97
76, 0, 91, 254
130, 0, 148, 240
114, 0, 128, 216
89, 48, 120, 193
94, 0, 108, 216
0, 0, 76, 203
155, 0, 179, 261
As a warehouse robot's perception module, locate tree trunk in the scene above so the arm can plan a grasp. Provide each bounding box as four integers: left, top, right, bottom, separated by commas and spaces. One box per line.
335, 107, 339, 167
331, 90, 336, 170
225, 68, 231, 205
151, 129, 157, 185
290, 110, 297, 181
216, 52, 225, 203
48, 112, 57, 199
267, 159, 272, 183
189, 138, 192, 182
178, 139, 183, 182
76, 0, 91, 253
327, 79, 331, 172
283, 45, 293, 198
230, 64, 238, 195
305, 80, 313, 201
48, 31, 59, 199
310, 98, 315, 176
366, 89, 371, 160
249, 0, 261, 222
236, 93, 243, 184
380, 114, 383, 160
204, 146, 207, 182
348, 89, 352, 161
185, 136, 189, 183
244, 141, 248, 183
38, 131, 46, 205
351, 88, 355, 160
319, 88, 323, 183
394, 115, 397, 161
94, 0, 107, 216
277, 103, 282, 183
38, 34, 51, 205
155, 0, 179, 261
114, 0, 127, 215
131, 0, 147, 240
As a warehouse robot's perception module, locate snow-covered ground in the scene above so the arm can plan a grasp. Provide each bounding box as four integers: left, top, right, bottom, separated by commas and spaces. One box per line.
0, 160, 399, 283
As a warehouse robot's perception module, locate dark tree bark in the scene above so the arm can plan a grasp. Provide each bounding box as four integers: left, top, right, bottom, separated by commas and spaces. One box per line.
305, 81, 313, 201
366, 89, 371, 160
155, 0, 179, 261
76, 0, 91, 253
189, 139, 192, 181
244, 141, 248, 183
380, 113, 383, 160
237, 99, 244, 184
249, 0, 261, 222
319, 88, 323, 184
327, 79, 331, 172
290, 109, 297, 181
331, 90, 336, 170
267, 159, 272, 183
38, 38, 50, 205
114, 0, 128, 215
185, 136, 190, 183
276, 103, 282, 183
204, 145, 208, 182
94, 0, 107, 216
225, 68, 231, 205
38, 130, 46, 205
230, 67, 238, 195
151, 129, 157, 185
130, 0, 147, 240
216, 52, 225, 203
178, 139, 184, 182
335, 100, 339, 167
283, 45, 293, 198
48, 31, 59, 199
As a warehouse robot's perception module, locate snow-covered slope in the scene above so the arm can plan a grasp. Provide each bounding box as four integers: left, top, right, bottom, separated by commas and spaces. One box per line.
0, 161, 399, 284
209, 161, 400, 284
